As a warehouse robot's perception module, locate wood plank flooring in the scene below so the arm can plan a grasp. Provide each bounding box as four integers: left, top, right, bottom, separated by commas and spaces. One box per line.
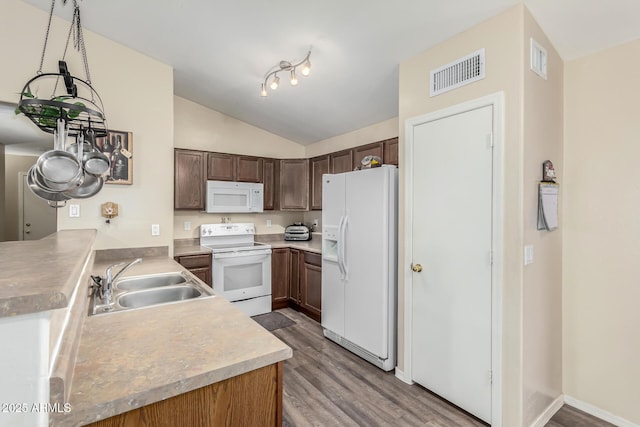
272, 308, 614, 427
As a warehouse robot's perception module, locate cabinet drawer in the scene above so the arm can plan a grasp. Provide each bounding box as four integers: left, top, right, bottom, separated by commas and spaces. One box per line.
176, 254, 211, 269
304, 251, 321, 267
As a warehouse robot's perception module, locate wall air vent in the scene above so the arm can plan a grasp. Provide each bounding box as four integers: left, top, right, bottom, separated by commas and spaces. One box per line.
430, 48, 485, 97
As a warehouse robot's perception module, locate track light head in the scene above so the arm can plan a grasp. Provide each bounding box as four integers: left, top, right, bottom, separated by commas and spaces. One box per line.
270, 74, 280, 90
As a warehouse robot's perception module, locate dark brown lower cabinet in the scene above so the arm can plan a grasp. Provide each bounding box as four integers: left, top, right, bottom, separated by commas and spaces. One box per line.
271, 248, 290, 310
271, 248, 321, 322
174, 253, 212, 287
288, 249, 301, 309
85, 362, 283, 427
300, 252, 322, 322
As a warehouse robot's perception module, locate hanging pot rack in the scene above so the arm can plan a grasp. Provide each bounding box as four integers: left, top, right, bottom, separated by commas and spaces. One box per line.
17, 0, 108, 137
17, 0, 110, 207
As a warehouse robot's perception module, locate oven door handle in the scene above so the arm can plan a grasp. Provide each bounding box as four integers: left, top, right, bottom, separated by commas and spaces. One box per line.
212, 250, 272, 260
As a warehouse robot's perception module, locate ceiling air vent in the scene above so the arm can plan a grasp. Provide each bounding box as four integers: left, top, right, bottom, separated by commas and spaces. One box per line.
430, 48, 485, 97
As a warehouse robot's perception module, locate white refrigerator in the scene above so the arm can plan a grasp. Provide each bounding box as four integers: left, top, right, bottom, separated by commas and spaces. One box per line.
321, 165, 398, 371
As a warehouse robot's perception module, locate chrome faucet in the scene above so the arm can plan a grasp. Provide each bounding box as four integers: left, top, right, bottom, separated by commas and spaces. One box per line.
100, 258, 143, 303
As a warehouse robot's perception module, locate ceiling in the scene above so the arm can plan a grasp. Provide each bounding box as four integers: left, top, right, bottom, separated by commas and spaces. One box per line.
5, 0, 640, 154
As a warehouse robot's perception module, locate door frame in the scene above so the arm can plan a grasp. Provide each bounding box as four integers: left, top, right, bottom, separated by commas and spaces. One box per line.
18, 171, 26, 241
402, 92, 504, 426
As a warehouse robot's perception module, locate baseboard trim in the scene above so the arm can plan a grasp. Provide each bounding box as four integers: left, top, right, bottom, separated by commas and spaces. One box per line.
529, 395, 564, 427
394, 368, 414, 384
564, 395, 639, 427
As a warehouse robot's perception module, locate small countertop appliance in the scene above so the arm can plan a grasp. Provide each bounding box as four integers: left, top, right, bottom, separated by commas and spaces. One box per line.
284, 223, 311, 241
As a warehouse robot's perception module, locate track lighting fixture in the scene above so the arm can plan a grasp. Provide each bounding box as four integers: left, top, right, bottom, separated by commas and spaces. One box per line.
261, 50, 311, 97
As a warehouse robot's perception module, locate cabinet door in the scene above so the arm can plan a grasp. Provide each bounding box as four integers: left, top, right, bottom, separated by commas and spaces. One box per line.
330, 149, 353, 174
279, 159, 309, 211
207, 152, 236, 181
383, 137, 399, 166
288, 249, 300, 305
262, 158, 278, 211
236, 156, 263, 182
271, 248, 289, 310
174, 149, 205, 210
352, 142, 384, 170
309, 155, 329, 210
174, 254, 212, 287
300, 252, 322, 322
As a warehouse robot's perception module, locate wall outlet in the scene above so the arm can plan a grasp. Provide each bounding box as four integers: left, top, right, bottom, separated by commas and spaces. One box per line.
313, 219, 319, 227
266, 219, 272, 227
69, 204, 80, 218
184, 221, 191, 231
151, 224, 160, 236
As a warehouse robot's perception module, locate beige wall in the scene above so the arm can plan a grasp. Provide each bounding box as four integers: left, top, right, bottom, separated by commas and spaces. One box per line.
0, 2, 174, 253
0, 144, 4, 241
174, 96, 303, 158
564, 39, 640, 425
522, 9, 564, 426
304, 117, 398, 158
399, 5, 526, 425
3, 154, 39, 241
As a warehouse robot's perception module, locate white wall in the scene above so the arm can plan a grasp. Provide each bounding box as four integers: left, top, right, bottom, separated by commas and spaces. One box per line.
0, 312, 50, 427
0, 2, 174, 253
563, 39, 640, 425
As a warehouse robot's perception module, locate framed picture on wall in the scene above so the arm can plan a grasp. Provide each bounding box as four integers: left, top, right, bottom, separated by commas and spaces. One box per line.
95, 130, 133, 185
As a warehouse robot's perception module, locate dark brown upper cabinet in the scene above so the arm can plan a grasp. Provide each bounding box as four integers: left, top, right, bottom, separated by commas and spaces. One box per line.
309, 155, 329, 210
263, 158, 278, 211
279, 159, 309, 211
330, 149, 353, 174
383, 137, 399, 166
174, 149, 205, 210
352, 141, 384, 170
207, 153, 263, 182
207, 152, 236, 181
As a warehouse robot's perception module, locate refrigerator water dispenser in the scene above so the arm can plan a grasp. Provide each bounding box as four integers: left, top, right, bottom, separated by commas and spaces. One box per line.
323, 226, 339, 262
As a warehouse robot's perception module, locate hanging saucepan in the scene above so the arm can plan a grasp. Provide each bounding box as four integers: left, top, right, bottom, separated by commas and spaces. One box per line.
27, 165, 71, 208
82, 128, 110, 177
36, 119, 83, 191
62, 130, 105, 199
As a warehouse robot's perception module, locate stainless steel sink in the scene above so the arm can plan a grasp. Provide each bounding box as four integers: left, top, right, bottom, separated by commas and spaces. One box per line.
118, 286, 202, 308
115, 272, 187, 290
90, 271, 213, 315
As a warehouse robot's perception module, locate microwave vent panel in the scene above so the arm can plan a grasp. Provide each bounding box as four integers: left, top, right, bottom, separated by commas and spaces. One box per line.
430, 49, 485, 97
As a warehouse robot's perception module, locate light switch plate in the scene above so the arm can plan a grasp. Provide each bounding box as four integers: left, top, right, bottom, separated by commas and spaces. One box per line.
524, 245, 534, 265
69, 204, 80, 218
151, 224, 160, 236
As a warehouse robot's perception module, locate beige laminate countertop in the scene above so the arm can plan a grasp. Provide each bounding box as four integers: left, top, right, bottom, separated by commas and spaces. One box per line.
263, 239, 322, 254
0, 229, 97, 317
174, 235, 322, 256
55, 256, 292, 426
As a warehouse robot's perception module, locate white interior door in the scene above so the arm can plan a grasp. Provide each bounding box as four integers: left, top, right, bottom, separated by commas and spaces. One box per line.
410, 105, 493, 423
21, 173, 57, 240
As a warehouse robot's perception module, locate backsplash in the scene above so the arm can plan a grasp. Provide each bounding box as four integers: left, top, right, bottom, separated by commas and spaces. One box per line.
173, 210, 315, 239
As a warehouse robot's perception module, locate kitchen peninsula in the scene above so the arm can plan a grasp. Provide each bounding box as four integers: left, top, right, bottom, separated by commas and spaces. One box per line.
0, 230, 291, 427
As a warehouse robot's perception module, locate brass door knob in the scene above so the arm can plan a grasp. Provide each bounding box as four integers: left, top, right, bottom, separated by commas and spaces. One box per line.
411, 263, 423, 273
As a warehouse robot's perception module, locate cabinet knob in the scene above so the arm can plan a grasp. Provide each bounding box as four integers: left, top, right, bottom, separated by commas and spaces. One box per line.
411, 263, 423, 273
26, 223, 31, 227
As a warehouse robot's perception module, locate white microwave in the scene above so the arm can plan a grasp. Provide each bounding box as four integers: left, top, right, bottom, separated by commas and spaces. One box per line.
206, 181, 264, 213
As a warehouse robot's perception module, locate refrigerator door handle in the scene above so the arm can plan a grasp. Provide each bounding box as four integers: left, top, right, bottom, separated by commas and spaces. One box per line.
341, 214, 349, 280
337, 215, 346, 279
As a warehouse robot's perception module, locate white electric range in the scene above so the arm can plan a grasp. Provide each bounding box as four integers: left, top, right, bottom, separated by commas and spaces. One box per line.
200, 223, 272, 316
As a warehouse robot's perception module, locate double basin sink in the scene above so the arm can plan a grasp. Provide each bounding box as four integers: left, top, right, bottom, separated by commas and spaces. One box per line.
90, 271, 214, 315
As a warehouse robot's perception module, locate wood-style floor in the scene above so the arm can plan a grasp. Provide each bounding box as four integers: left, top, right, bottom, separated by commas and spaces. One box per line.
272, 308, 614, 427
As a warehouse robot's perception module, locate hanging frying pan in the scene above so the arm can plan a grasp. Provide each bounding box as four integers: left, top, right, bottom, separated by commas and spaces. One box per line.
27, 165, 71, 208
35, 119, 83, 191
